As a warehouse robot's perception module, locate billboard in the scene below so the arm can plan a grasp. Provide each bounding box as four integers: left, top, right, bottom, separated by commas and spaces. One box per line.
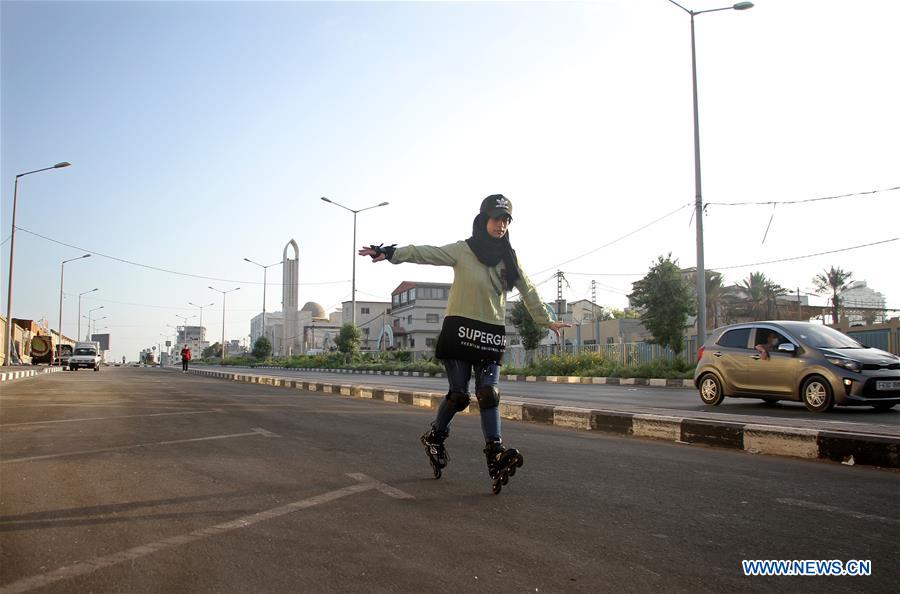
91, 333, 110, 351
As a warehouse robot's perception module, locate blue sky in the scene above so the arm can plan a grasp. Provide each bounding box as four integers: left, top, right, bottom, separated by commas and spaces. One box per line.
3, 0, 898, 362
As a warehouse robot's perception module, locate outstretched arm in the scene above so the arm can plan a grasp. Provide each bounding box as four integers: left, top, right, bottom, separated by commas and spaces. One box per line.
359, 242, 461, 266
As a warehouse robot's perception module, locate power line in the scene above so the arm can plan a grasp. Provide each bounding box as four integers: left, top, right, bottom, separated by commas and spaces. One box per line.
711, 237, 899, 271
706, 185, 900, 207
531, 203, 692, 276
15, 226, 350, 286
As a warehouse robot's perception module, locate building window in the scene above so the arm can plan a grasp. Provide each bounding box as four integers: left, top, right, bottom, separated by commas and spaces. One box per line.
409, 288, 416, 301
392, 295, 400, 306
426, 313, 439, 323
426, 338, 436, 348
410, 338, 415, 347
361, 307, 370, 315
407, 315, 413, 325
400, 292, 407, 304
363, 328, 370, 336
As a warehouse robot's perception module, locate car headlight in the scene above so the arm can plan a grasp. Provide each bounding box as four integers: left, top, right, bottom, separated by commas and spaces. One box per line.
826, 357, 861, 372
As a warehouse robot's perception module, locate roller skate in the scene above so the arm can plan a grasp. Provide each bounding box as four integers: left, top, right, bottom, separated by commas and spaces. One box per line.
421, 425, 449, 479
484, 439, 524, 495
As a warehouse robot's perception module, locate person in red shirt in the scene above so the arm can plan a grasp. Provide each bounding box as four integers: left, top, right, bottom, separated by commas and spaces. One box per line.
180, 345, 192, 373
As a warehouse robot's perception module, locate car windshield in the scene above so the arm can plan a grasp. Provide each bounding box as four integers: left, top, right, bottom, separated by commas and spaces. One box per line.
74, 348, 96, 356
788, 325, 864, 349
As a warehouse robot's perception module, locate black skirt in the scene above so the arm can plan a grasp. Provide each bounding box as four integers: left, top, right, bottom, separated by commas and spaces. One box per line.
435, 315, 507, 364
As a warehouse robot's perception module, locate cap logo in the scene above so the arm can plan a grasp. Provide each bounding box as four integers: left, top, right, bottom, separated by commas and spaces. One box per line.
495, 197, 509, 209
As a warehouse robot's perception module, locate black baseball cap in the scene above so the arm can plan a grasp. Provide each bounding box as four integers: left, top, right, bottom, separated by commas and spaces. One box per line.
480, 194, 513, 220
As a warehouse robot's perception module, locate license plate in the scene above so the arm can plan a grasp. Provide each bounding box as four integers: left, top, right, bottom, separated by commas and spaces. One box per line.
876, 380, 900, 390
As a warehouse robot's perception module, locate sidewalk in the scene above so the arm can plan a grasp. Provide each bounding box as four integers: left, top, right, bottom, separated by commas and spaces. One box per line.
0, 365, 63, 383
186, 367, 900, 469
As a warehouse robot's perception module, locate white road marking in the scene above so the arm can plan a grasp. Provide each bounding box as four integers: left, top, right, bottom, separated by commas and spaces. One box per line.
777, 498, 900, 526
0, 410, 222, 428
1, 428, 279, 464
0, 473, 412, 594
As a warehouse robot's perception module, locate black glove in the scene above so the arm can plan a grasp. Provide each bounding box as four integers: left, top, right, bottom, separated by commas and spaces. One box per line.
367, 243, 396, 261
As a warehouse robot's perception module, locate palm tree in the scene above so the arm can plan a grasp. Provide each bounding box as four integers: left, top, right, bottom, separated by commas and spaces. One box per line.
741, 272, 786, 320
705, 271, 725, 329
813, 266, 853, 325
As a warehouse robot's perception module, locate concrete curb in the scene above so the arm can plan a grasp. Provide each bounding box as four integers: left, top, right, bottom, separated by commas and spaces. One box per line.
208, 366, 694, 388
187, 368, 899, 469
0, 367, 64, 383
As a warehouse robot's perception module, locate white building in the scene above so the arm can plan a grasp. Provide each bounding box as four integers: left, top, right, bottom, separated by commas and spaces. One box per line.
252, 302, 329, 356
340, 300, 392, 351
176, 326, 208, 360
839, 281, 887, 325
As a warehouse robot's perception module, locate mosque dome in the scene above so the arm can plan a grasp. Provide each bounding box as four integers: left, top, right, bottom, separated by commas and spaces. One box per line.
301, 301, 326, 319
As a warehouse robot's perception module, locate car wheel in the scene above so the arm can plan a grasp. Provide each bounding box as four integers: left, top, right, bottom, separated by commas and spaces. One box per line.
872, 402, 896, 411
762, 398, 779, 406
699, 373, 725, 406
802, 376, 834, 412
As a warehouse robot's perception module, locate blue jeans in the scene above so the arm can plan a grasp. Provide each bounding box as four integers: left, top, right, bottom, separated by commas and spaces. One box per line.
433, 359, 501, 441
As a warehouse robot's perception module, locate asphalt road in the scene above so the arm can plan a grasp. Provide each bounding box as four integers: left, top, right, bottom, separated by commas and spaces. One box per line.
206, 365, 900, 428
1, 368, 898, 593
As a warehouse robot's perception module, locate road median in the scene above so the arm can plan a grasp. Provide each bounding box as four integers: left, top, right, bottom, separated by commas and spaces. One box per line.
186, 367, 900, 469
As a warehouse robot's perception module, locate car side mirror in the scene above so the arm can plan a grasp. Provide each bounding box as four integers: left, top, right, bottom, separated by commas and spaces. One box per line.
777, 343, 796, 355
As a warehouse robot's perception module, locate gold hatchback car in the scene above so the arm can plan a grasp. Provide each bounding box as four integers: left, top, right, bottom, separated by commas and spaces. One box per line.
694, 321, 900, 412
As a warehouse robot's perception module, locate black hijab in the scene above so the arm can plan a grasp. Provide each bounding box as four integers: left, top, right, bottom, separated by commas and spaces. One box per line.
466, 212, 521, 292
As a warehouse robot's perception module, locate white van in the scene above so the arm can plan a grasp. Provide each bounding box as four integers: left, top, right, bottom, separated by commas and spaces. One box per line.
69, 341, 101, 371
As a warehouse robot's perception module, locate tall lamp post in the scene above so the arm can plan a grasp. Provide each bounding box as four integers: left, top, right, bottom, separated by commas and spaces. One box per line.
188, 301, 214, 348
5, 161, 71, 363
667, 0, 753, 342
84, 307, 104, 340
77, 288, 98, 341
57, 254, 91, 363
209, 286, 239, 359
242, 258, 282, 347
320, 197, 389, 326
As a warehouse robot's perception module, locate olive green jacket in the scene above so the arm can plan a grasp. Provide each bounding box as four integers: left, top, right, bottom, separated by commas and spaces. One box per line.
390, 241, 553, 328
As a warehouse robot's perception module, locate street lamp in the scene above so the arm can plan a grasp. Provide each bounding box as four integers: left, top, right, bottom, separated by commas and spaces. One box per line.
209, 286, 239, 359
77, 289, 99, 340
188, 301, 214, 348
4, 161, 71, 363
242, 258, 282, 347
667, 0, 753, 342
84, 307, 104, 340
320, 196, 389, 326
57, 254, 90, 363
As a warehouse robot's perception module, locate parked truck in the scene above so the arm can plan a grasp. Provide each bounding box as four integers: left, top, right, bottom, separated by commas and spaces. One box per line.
68, 341, 101, 371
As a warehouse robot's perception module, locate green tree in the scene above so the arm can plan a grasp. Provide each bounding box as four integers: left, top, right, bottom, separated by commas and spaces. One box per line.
252, 336, 272, 360
202, 342, 222, 358
510, 301, 546, 364
741, 271, 786, 320
705, 270, 725, 329
812, 266, 853, 325
335, 323, 362, 356
606, 308, 640, 320
628, 254, 694, 355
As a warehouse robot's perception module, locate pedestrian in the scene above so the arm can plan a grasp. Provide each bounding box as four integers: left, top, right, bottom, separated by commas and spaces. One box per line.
359, 194, 570, 493
180, 344, 192, 373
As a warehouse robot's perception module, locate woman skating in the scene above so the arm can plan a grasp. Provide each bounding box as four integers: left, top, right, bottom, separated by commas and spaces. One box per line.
359, 194, 569, 493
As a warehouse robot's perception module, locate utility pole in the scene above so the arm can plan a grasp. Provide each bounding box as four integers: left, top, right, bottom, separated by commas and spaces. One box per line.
797, 287, 802, 320
592, 280, 601, 349
556, 270, 566, 353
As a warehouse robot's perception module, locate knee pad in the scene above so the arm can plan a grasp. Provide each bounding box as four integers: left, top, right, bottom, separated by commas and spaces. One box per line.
476, 385, 500, 410
447, 391, 471, 412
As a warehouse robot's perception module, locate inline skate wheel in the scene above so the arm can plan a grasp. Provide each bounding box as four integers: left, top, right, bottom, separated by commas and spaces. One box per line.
508, 466, 516, 477
516, 455, 524, 468
433, 467, 442, 479
501, 472, 509, 485
492, 481, 502, 495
